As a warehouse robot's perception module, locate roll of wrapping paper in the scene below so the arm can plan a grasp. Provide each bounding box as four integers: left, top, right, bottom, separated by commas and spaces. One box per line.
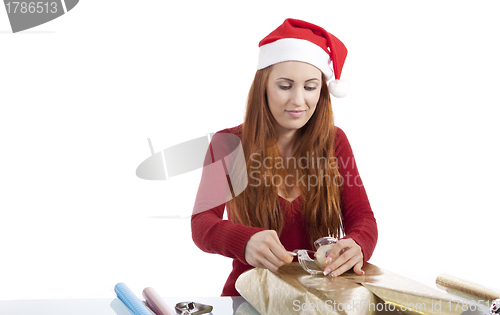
436, 274, 500, 306
114, 282, 155, 315
142, 287, 176, 315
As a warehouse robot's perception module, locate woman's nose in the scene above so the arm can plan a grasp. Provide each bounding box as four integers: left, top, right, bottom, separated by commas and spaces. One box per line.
291, 88, 306, 106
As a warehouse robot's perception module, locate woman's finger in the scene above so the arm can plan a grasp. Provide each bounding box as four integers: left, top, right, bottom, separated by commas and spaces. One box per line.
322, 238, 364, 276
245, 230, 293, 271
326, 256, 354, 277
323, 248, 353, 276
352, 261, 365, 275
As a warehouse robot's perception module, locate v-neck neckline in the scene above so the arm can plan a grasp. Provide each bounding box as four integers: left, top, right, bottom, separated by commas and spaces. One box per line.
278, 194, 301, 204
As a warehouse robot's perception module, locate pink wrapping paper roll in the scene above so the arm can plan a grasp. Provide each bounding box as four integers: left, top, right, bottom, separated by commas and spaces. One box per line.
142, 287, 176, 315
436, 274, 500, 305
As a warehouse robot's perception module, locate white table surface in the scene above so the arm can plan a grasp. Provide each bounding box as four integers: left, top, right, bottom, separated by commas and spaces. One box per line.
0, 296, 257, 315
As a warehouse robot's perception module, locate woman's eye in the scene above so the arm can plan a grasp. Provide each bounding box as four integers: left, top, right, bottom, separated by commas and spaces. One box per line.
305, 86, 317, 91
279, 85, 292, 90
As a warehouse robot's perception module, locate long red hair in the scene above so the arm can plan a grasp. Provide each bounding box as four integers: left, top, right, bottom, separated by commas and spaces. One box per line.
227, 66, 343, 246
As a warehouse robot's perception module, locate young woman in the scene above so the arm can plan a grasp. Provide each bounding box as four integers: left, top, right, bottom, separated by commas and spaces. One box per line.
191, 18, 377, 297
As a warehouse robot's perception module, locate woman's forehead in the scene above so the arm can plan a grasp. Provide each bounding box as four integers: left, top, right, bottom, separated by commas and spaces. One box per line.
269, 61, 322, 80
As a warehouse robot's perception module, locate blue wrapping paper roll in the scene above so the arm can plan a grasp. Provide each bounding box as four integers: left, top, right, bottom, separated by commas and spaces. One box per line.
114, 282, 155, 315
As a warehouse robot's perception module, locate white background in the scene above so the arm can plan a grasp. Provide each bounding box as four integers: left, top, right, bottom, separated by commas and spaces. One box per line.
1, 0, 499, 302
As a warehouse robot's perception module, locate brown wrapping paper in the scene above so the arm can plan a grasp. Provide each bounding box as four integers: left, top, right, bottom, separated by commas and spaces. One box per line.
345, 264, 480, 315
236, 263, 483, 315
436, 274, 500, 308
236, 263, 380, 315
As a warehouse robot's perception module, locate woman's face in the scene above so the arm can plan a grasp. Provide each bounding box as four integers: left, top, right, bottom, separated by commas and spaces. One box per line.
266, 61, 322, 136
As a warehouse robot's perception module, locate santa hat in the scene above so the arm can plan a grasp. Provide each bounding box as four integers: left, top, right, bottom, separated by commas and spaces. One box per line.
257, 18, 350, 98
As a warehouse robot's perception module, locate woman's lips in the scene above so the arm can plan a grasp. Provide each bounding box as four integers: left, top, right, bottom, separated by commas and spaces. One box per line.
286, 110, 305, 118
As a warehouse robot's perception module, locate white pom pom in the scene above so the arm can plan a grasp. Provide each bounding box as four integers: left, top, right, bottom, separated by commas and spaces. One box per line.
328, 79, 350, 98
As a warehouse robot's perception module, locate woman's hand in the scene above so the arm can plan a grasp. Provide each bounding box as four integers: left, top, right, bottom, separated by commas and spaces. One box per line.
244, 230, 293, 272
322, 238, 364, 277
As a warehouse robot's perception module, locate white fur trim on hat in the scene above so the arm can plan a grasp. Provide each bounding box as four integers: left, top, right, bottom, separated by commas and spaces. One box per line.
257, 38, 333, 80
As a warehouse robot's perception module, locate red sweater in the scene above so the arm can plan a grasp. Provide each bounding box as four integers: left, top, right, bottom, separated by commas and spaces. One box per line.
191, 125, 377, 296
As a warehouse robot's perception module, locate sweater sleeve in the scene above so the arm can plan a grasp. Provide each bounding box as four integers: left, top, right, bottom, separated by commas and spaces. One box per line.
191, 205, 265, 263
191, 127, 265, 264
335, 127, 378, 264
